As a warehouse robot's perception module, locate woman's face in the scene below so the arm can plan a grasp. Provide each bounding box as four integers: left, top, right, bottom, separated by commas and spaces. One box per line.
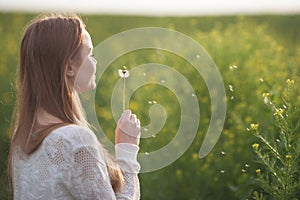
74, 29, 97, 93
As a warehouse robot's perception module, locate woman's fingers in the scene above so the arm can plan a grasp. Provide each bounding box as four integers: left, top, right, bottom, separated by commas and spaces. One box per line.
131, 114, 137, 122
137, 119, 140, 127
117, 110, 130, 126
115, 110, 141, 145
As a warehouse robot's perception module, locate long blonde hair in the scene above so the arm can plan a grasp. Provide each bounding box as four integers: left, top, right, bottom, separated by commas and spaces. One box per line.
8, 14, 123, 195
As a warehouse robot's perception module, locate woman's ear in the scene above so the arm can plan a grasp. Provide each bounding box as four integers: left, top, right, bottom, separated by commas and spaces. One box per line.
66, 60, 75, 77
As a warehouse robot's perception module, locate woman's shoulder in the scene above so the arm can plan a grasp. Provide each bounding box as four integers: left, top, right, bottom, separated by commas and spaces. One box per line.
44, 124, 99, 148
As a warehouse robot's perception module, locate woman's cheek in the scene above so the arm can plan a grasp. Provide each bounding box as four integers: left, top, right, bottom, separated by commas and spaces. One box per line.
74, 57, 96, 93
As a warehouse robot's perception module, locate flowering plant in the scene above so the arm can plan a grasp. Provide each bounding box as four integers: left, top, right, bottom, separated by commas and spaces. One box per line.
250, 79, 300, 199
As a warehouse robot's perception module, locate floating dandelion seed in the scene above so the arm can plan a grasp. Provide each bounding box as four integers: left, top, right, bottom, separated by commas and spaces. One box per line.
144, 128, 148, 132
151, 135, 156, 138
221, 151, 226, 155
148, 101, 153, 105
118, 67, 130, 111
145, 152, 149, 156
143, 72, 147, 76
220, 170, 225, 174
152, 100, 157, 104
196, 55, 200, 58
242, 169, 247, 173
161, 80, 165, 83
229, 65, 238, 71
191, 93, 196, 97
229, 85, 234, 92
245, 164, 250, 168
276, 139, 280, 143
230, 96, 234, 100
260, 77, 264, 82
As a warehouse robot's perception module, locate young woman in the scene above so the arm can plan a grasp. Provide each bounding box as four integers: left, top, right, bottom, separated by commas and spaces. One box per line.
8, 14, 141, 199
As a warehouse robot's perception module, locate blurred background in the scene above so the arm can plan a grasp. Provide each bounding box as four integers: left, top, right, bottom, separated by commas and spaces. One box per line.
0, 0, 299, 199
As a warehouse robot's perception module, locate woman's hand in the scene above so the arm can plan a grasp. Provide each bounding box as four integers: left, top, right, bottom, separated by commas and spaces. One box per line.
115, 110, 141, 146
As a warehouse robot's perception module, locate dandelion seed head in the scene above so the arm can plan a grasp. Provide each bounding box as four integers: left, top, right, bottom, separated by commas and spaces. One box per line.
118, 69, 130, 78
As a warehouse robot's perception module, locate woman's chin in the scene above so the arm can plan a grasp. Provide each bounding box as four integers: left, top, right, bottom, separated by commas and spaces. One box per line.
75, 83, 96, 93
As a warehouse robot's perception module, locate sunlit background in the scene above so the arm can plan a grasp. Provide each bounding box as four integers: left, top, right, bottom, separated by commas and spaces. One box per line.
1, 0, 300, 15
0, 0, 299, 199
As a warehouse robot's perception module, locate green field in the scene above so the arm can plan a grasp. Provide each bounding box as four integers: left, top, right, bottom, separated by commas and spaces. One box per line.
0, 13, 299, 199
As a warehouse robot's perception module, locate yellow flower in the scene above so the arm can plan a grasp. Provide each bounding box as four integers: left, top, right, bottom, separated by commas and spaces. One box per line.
250, 123, 259, 131
286, 155, 292, 160
262, 93, 270, 104
252, 143, 259, 150
286, 79, 295, 85
256, 169, 261, 174
274, 108, 284, 116
262, 93, 269, 98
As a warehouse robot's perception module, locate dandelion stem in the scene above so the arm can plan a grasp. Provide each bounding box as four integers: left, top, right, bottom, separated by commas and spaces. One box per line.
123, 76, 126, 111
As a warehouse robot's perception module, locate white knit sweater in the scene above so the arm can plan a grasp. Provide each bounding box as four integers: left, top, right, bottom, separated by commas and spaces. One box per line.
13, 125, 140, 200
